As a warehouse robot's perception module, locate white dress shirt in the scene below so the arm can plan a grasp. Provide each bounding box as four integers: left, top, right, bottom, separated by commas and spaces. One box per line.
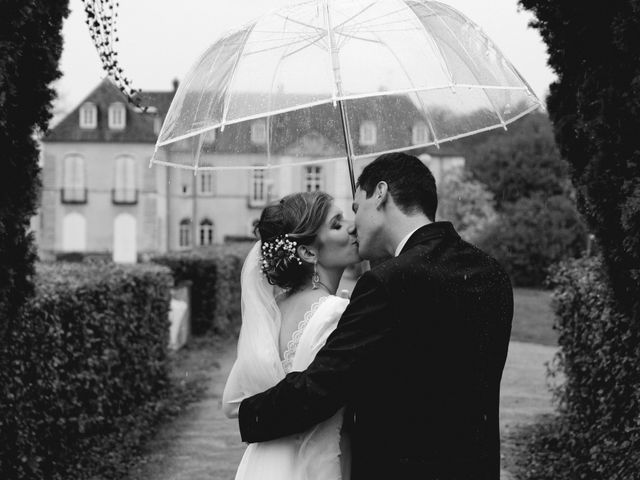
394, 225, 425, 257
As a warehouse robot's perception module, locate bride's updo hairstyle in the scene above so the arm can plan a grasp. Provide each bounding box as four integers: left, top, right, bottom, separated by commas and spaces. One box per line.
256, 191, 333, 291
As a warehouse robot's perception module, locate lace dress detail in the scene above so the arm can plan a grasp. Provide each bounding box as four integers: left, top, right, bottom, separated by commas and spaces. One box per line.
281, 296, 328, 373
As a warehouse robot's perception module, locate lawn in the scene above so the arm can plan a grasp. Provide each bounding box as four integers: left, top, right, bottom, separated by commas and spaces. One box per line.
511, 288, 557, 346
343, 273, 557, 347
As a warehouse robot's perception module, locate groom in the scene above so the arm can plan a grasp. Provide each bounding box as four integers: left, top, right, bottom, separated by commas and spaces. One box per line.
238, 152, 513, 479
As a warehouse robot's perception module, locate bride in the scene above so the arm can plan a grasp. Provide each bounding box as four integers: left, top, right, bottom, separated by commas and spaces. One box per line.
222, 191, 361, 480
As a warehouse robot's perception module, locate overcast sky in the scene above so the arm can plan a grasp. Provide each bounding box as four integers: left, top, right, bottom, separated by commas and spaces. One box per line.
54, 0, 556, 120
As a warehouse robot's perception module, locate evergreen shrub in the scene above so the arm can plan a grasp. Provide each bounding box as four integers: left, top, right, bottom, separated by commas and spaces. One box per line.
512, 256, 640, 479
151, 243, 252, 335
0, 262, 173, 479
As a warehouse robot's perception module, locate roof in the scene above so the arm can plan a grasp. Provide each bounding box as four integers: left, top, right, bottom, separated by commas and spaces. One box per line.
45, 79, 464, 156
45, 78, 175, 143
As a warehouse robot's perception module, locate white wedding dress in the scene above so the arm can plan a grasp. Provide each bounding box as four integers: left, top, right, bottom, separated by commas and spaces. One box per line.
223, 243, 350, 480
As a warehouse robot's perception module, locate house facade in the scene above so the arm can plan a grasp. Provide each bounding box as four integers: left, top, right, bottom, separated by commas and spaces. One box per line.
38, 79, 464, 261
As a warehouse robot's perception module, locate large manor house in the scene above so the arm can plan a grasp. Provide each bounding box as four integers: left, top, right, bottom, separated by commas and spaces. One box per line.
36, 79, 464, 262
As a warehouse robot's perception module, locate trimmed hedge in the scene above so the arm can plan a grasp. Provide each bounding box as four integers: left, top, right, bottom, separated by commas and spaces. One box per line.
151, 243, 252, 335
0, 262, 173, 479
512, 256, 640, 479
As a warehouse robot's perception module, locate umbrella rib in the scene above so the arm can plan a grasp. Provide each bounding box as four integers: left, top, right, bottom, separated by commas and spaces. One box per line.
422, 3, 509, 128
281, 31, 329, 59
340, 5, 408, 31
333, 30, 383, 44
401, 0, 455, 85
275, 13, 325, 33
220, 22, 258, 130
332, 2, 378, 31
368, 26, 441, 147
244, 34, 326, 57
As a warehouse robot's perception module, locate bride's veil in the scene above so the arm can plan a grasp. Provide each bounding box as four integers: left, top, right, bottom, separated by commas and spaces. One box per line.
222, 242, 285, 405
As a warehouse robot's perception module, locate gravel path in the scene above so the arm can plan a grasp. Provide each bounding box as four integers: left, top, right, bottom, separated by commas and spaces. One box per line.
127, 340, 557, 480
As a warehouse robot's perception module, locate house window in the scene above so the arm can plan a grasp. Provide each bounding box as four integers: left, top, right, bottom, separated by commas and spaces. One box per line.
62, 154, 86, 203
153, 116, 163, 135
113, 155, 137, 204
79, 103, 97, 129
199, 171, 214, 195
199, 218, 214, 246
359, 121, 377, 146
108, 102, 126, 130
179, 218, 191, 248
304, 166, 323, 192
249, 169, 267, 206
412, 122, 430, 145
250, 120, 267, 144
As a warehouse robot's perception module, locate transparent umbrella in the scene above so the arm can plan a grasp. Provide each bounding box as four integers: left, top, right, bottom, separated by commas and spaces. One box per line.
151, 0, 543, 196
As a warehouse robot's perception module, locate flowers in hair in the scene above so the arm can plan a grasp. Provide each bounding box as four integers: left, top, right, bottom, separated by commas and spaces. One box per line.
260, 234, 302, 276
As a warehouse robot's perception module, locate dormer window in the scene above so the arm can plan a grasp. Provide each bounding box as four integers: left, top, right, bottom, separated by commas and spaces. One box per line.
359, 121, 377, 146
412, 122, 430, 145
250, 120, 267, 144
79, 102, 97, 129
108, 102, 126, 130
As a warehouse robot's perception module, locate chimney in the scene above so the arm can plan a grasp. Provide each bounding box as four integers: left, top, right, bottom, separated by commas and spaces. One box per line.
172, 78, 179, 92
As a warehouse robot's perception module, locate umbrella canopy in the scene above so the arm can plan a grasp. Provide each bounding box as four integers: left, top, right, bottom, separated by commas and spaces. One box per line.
152, 0, 542, 194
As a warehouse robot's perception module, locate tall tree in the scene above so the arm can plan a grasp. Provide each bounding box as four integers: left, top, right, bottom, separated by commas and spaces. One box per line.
518, 0, 640, 322
466, 112, 572, 209
0, 2, 70, 335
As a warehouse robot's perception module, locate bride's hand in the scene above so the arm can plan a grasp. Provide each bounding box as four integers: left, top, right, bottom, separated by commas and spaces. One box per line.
338, 289, 350, 299
222, 398, 243, 418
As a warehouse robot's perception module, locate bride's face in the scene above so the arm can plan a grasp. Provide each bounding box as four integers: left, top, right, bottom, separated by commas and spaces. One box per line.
314, 203, 361, 269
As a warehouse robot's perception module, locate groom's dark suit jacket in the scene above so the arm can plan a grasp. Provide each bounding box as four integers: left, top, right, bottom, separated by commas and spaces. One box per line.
239, 222, 513, 480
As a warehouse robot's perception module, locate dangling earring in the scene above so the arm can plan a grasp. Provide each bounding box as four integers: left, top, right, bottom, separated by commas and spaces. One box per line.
312, 260, 320, 289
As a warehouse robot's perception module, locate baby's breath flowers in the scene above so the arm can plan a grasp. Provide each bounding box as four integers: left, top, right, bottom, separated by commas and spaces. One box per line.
260, 234, 302, 277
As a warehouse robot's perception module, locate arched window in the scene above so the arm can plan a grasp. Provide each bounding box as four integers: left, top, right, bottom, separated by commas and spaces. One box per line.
108, 102, 126, 129
79, 102, 97, 129
179, 218, 191, 248
199, 218, 214, 246
412, 122, 430, 145
113, 155, 137, 203
359, 121, 377, 146
62, 154, 86, 203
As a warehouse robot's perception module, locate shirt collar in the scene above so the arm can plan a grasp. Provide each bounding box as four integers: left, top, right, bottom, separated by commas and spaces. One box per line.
394, 225, 425, 257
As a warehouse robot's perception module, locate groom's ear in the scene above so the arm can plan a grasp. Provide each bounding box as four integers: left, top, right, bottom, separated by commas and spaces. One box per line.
375, 181, 389, 210
297, 244, 317, 265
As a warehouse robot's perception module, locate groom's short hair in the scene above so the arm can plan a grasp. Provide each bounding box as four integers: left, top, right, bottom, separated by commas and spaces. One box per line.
357, 152, 437, 221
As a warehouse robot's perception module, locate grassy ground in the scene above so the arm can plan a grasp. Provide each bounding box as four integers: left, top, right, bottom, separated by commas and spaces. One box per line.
510, 288, 556, 346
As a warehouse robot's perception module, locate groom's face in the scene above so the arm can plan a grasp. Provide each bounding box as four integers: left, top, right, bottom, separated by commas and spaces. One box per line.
352, 186, 385, 260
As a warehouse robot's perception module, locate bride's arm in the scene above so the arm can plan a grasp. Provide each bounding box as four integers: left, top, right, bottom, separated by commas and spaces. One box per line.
238, 272, 397, 443
223, 399, 241, 418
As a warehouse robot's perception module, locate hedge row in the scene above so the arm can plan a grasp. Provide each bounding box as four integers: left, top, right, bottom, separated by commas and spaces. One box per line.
0, 262, 173, 479
151, 243, 252, 336
513, 256, 640, 479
